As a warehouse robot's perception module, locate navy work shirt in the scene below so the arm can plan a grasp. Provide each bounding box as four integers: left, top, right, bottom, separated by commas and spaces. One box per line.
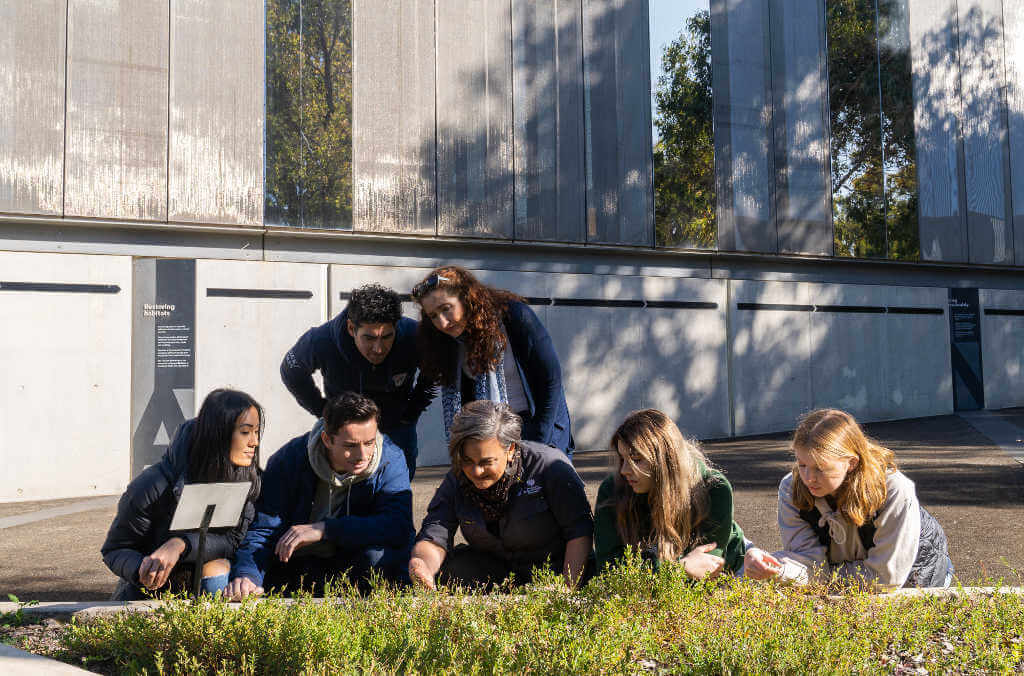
416, 441, 593, 575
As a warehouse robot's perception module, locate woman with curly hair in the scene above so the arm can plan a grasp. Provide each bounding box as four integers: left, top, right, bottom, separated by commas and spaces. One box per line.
593, 409, 746, 577
744, 409, 952, 589
411, 266, 572, 453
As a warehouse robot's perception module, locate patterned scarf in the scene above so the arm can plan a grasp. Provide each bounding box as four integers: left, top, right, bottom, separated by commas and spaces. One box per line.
440, 340, 508, 441
458, 448, 524, 522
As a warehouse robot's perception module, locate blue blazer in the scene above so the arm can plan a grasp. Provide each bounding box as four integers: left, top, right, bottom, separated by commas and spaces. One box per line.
503, 301, 573, 452
230, 430, 414, 586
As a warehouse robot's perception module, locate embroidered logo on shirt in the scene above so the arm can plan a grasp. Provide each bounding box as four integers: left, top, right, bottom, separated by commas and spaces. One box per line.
518, 478, 542, 496
391, 372, 409, 387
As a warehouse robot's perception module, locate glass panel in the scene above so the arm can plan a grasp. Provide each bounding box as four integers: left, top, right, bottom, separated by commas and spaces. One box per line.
828, 0, 885, 258
265, 0, 353, 229
651, 0, 717, 249
877, 0, 919, 260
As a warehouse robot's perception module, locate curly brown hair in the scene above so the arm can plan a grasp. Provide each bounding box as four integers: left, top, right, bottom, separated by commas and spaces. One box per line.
413, 266, 523, 385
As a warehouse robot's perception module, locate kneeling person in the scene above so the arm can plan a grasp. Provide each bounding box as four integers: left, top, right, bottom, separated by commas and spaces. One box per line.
408, 401, 594, 591
228, 393, 413, 599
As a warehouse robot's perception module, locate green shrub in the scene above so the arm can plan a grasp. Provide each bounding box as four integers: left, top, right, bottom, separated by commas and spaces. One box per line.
55, 555, 1024, 674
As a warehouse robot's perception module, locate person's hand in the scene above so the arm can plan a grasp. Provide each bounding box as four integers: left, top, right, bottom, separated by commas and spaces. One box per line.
743, 547, 782, 580
408, 557, 436, 590
225, 576, 264, 601
138, 537, 186, 589
681, 542, 725, 580
275, 522, 326, 562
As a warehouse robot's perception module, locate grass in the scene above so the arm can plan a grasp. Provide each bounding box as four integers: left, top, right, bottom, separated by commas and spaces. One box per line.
39, 556, 1024, 674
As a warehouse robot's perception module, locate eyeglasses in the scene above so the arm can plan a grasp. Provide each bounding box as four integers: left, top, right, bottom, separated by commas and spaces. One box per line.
411, 272, 450, 299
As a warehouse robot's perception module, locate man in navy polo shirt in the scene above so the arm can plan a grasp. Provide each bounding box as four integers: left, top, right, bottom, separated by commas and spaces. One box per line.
281, 283, 436, 478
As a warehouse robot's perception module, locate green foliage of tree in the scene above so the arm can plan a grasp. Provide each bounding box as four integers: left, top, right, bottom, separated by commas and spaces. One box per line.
828, 0, 920, 260
652, 11, 716, 249
265, 0, 353, 229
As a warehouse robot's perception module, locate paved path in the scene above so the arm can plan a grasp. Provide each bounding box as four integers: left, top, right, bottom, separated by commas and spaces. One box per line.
1, 411, 1021, 601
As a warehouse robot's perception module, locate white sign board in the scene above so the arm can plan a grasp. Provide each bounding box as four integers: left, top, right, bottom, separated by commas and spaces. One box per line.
169, 482, 250, 531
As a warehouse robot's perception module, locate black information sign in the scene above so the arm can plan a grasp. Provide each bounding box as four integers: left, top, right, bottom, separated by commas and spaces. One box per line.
131, 259, 197, 476
948, 288, 984, 411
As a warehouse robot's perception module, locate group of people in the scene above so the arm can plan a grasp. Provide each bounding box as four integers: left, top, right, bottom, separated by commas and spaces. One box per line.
102, 266, 952, 600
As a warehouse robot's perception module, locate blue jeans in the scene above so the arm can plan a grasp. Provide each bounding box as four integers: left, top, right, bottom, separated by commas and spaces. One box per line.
383, 423, 418, 480
201, 573, 230, 596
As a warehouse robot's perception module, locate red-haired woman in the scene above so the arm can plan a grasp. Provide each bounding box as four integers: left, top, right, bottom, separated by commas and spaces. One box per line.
411, 266, 573, 454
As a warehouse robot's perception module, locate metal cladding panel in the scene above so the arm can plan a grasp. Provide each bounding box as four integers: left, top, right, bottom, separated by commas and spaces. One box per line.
1000, 0, 1024, 265
582, 0, 654, 246
512, 0, 586, 243
354, 0, 436, 234
956, 0, 1014, 265
0, 0, 66, 215
64, 0, 169, 221
770, 0, 832, 255
908, 0, 967, 262
711, 0, 776, 252
436, 0, 514, 238
168, 0, 263, 225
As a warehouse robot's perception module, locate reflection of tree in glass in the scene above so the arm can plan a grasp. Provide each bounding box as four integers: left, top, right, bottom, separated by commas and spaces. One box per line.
265, 0, 352, 229
829, 0, 919, 260
653, 11, 716, 249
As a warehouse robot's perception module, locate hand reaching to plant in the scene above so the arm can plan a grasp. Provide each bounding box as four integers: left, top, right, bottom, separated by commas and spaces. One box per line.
275, 522, 325, 563
743, 547, 782, 580
681, 542, 725, 579
408, 557, 436, 590
225, 576, 264, 601
138, 537, 186, 589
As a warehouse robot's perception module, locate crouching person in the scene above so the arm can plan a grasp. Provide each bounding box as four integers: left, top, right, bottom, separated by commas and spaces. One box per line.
744, 409, 952, 589
408, 401, 594, 591
594, 409, 747, 578
227, 392, 413, 599
102, 389, 263, 600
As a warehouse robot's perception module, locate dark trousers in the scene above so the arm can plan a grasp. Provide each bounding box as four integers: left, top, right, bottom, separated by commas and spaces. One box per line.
437, 545, 594, 591
263, 546, 408, 595
383, 423, 418, 480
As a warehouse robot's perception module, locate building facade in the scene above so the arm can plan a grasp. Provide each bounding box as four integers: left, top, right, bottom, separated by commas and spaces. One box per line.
2, 0, 1022, 501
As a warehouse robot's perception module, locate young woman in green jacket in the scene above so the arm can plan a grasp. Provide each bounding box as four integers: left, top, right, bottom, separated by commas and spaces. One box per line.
593, 409, 746, 577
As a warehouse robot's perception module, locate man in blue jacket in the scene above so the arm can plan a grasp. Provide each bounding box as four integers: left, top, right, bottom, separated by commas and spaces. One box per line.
226, 392, 413, 599
281, 283, 436, 478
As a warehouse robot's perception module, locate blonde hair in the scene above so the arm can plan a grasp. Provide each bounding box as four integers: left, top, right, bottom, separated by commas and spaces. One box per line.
608, 409, 711, 562
790, 409, 897, 526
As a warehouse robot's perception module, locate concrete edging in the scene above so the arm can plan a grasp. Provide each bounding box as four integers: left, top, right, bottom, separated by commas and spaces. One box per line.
0, 643, 93, 675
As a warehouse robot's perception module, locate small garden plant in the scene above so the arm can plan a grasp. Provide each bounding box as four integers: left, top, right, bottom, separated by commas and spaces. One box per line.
35, 554, 1024, 674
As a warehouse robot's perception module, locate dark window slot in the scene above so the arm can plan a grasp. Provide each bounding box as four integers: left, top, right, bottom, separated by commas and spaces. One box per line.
814, 305, 886, 314
0, 281, 121, 294
553, 298, 645, 308
736, 302, 813, 312
984, 308, 1024, 316
645, 300, 718, 310
207, 288, 313, 299
887, 307, 943, 315
524, 296, 553, 306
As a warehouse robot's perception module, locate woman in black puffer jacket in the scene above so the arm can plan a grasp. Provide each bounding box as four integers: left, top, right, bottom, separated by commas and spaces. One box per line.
102, 389, 263, 600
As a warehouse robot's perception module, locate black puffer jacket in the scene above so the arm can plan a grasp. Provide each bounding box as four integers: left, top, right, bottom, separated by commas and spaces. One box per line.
101, 419, 257, 587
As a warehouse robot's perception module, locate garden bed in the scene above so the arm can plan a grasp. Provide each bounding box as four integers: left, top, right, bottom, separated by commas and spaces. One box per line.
3, 561, 1023, 674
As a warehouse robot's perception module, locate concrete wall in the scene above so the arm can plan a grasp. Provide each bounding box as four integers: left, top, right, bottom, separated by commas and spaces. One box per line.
0, 251, 132, 501
0, 247, 1012, 502
980, 288, 1024, 410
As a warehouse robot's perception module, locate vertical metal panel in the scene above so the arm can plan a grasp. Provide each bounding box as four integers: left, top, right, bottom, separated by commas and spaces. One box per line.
582, 0, 654, 246
956, 0, 1013, 264
1000, 0, 1024, 265
168, 0, 263, 225
64, 0, 169, 221
436, 0, 514, 238
907, 0, 967, 262
712, 0, 776, 252
354, 0, 436, 234
512, 0, 585, 242
769, 0, 832, 255
0, 0, 66, 215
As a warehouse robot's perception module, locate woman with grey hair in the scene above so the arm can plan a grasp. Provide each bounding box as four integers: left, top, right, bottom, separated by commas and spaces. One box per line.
408, 400, 594, 590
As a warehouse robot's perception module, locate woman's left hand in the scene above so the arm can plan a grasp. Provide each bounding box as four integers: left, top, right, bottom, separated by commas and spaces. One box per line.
139, 537, 186, 589
680, 542, 725, 580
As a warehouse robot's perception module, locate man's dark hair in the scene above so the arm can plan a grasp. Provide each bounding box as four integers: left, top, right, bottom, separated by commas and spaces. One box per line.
348, 283, 401, 328
323, 392, 380, 436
